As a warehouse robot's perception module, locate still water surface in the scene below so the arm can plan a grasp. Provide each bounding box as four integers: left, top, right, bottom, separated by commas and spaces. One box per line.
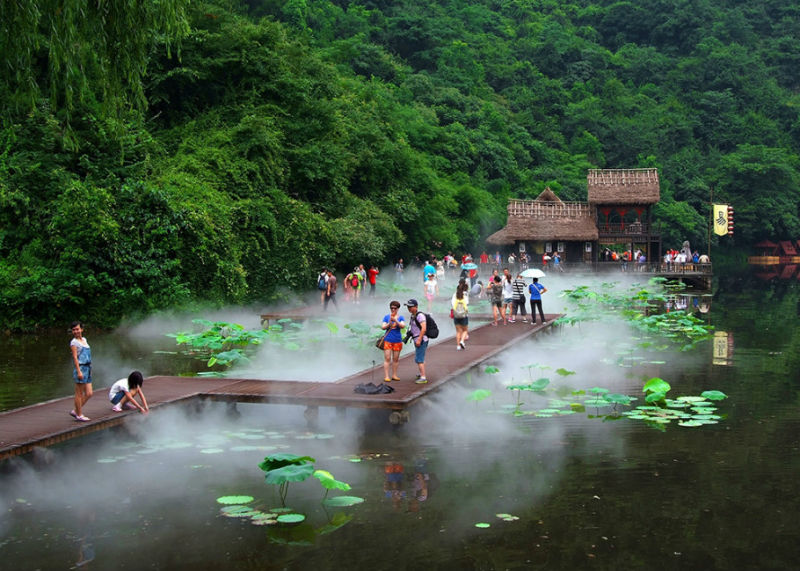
1, 272, 799, 570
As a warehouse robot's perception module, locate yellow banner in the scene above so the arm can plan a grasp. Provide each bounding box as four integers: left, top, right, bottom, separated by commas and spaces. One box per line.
713, 204, 728, 236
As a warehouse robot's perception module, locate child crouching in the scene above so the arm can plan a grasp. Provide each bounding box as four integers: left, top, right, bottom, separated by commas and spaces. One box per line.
109, 371, 149, 413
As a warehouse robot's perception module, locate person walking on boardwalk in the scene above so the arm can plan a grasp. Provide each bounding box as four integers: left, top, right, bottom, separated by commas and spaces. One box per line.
452, 279, 470, 350
424, 272, 439, 312
509, 273, 528, 323
529, 277, 547, 325
368, 265, 379, 296
324, 269, 338, 311
395, 258, 404, 282
69, 321, 93, 422
317, 267, 329, 306
404, 299, 429, 384
488, 275, 505, 326
381, 301, 406, 382
502, 268, 514, 323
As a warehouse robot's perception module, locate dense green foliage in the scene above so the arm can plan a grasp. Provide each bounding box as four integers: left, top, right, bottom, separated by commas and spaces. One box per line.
2, 0, 800, 329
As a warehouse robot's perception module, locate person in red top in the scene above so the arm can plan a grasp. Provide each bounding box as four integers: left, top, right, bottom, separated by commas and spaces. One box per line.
479, 251, 489, 269
368, 265, 379, 296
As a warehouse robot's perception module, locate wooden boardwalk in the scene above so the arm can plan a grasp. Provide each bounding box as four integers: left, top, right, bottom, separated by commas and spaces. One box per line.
0, 315, 559, 460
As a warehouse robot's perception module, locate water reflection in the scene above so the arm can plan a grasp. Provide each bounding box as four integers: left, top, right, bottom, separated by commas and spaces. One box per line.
1, 274, 800, 569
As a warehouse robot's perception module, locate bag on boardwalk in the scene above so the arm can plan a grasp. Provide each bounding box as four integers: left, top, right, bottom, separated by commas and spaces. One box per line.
354, 382, 395, 394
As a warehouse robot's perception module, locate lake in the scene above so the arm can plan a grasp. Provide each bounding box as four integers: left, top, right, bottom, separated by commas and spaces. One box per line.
1, 270, 799, 570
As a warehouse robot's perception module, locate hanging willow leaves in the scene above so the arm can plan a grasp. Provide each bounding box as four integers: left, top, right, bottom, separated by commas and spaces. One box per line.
0, 0, 190, 119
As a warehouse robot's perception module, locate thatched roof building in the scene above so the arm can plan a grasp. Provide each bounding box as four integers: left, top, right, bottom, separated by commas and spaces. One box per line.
587, 168, 660, 204
486, 188, 598, 245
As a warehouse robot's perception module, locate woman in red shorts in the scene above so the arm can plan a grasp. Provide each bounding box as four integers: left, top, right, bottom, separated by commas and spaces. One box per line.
381, 300, 406, 382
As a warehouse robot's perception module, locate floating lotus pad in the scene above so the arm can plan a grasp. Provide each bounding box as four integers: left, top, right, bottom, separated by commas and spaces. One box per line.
200, 448, 225, 454
475, 523, 491, 528
217, 495, 254, 505
322, 496, 365, 507
276, 513, 306, 524
220, 505, 258, 518
701, 390, 728, 401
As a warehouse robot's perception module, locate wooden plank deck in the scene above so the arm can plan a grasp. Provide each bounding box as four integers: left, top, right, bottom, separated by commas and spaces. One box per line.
0, 315, 560, 460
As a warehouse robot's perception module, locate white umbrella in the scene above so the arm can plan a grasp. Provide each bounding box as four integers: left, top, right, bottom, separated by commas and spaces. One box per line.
520, 268, 546, 278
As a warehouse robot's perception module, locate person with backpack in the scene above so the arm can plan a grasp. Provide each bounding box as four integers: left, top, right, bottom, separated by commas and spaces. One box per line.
404, 299, 437, 384
451, 279, 470, 350
346, 267, 362, 303
509, 272, 528, 323
317, 267, 328, 306
529, 277, 547, 325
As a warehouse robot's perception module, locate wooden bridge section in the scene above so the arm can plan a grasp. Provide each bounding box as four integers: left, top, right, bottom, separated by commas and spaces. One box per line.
0, 316, 560, 460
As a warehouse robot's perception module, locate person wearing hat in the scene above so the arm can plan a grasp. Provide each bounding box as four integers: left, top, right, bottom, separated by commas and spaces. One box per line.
404, 299, 428, 384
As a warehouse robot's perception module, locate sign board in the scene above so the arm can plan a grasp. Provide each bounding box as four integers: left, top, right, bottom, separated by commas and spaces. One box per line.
713, 204, 729, 236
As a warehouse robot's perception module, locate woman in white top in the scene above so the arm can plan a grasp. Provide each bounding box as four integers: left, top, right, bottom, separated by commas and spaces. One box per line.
451, 279, 470, 350
424, 273, 439, 312
69, 321, 93, 422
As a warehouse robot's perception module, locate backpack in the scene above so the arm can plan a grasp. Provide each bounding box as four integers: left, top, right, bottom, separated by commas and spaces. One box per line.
453, 298, 468, 319
351, 275, 359, 288
317, 275, 326, 290
414, 312, 439, 339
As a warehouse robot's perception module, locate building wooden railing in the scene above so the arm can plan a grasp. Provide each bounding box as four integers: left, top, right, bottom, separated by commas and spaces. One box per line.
593, 261, 712, 275
588, 168, 659, 186
597, 222, 661, 236
508, 199, 591, 218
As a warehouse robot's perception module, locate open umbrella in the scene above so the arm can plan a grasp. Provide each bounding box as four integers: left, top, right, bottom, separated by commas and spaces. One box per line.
461, 262, 478, 270
520, 268, 546, 278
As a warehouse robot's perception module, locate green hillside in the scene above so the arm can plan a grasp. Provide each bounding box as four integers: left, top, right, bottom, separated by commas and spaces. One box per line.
2, 0, 799, 329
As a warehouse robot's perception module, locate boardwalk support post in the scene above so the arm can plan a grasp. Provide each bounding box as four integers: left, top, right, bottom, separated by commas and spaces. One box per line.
304, 406, 319, 425
389, 410, 410, 425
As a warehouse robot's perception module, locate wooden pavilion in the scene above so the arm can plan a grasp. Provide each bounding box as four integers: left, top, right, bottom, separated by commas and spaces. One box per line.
485, 187, 598, 263
487, 168, 662, 264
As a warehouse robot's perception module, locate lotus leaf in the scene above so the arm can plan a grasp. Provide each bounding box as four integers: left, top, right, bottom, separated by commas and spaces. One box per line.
467, 389, 492, 402
475, 523, 491, 528
217, 495, 254, 505
220, 505, 258, 517
642, 378, 671, 394
555, 368, 576, 376
313, 470, 351, 491
258, 453, 315, 473
589, 387, 609, 395
645, 391, 667, 403
605, 393, 632, 405
317, 512, 353, 535
322, 496, 365, 507
264, 463, 315, 485
484, 366, 500, 374
277, 513, 306, 523
676, 396, 706, 403
701, 390, 728, 400
531, 378, 550, 390
678, 420, 704, 427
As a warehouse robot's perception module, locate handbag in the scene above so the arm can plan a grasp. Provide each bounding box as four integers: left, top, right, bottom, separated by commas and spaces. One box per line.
376, 331, 389, 350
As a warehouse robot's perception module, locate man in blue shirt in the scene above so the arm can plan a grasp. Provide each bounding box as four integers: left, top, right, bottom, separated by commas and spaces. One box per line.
528, 277, 547, 325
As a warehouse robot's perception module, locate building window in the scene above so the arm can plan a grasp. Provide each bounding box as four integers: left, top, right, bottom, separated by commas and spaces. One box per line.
557, 242, 565, 253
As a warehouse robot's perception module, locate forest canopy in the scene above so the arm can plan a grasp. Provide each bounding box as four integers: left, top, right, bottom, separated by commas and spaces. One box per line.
2, 0, 800, 329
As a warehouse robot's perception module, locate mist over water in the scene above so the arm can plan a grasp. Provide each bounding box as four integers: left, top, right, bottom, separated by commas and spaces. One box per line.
3, 269, 759, 569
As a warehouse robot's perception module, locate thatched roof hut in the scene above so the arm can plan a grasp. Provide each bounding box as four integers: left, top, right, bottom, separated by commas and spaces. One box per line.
486, 188, 598, 245
587, 168, 660, 204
